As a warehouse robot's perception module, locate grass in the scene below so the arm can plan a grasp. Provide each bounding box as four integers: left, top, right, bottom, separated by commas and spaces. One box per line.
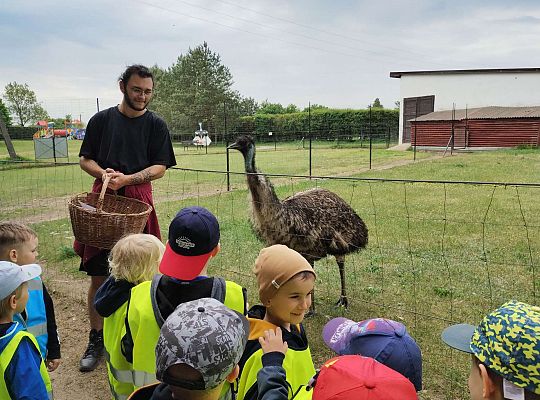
2, 139, 540, 399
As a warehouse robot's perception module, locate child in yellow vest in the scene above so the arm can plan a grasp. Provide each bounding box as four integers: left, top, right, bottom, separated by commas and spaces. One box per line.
0, 261, 53, 399
237, 244, 316, 400
94, 234, 165, 400
123, 206, 248, 391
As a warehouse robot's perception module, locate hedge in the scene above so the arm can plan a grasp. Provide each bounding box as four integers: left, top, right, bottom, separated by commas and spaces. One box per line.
5, 126, 36, 140
234, 108, 399, 142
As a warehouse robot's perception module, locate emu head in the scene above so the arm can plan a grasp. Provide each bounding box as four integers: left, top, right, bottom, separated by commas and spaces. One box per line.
228, 135, 254, 153
228, 135, 256, 172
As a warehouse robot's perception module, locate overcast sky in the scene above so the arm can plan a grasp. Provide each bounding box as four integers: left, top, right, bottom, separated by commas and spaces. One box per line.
2, 0, 540, 121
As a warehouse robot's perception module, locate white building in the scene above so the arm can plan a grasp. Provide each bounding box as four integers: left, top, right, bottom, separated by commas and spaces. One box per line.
390, 68, 540, 144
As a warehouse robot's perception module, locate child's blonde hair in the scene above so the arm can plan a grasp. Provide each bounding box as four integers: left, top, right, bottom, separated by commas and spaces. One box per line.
0, 222, 37, 260
109, 234, 165, 284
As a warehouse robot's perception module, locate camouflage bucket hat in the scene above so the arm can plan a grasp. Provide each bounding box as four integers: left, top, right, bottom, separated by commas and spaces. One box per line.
471, 300, 540, 394
155, 297, 250, 390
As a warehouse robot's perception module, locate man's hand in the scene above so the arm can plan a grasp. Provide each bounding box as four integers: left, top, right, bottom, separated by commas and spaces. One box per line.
259, 327, 288, 355
46, 358, 61, 372
105, 172, 129, 191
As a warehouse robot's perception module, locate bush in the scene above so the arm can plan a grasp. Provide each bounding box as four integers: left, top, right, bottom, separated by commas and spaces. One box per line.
235, 108, 399, 142
6, 126, 36, 140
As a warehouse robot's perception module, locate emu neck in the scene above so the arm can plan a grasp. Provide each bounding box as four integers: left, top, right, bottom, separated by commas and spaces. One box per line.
243, 147, 280, 215
245, 146, 257, 173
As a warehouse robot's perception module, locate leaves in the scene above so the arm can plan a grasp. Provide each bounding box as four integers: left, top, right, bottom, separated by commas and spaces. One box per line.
3, 82, 49, 126
151, 42, 246, 134
0, 99, 11, 127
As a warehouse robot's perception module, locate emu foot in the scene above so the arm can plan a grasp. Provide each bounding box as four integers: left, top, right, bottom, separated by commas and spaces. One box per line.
335, 295, 348, 308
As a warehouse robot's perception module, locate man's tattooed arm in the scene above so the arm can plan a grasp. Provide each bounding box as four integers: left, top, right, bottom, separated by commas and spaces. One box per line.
128, 165, 166, 185
129, 168, 153, 185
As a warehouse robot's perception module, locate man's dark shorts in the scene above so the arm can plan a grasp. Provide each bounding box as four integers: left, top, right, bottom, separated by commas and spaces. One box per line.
79, 250, 110, 277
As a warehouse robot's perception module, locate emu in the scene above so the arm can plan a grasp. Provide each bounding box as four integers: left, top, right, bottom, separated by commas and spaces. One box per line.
228, 135, 368, 308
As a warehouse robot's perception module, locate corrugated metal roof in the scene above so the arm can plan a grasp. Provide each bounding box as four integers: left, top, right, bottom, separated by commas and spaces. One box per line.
390, 68, 540, 78
410, 106, 540, 122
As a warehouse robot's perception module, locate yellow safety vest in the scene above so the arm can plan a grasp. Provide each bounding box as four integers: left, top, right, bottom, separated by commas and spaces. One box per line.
104, 301, 134, 400
238, 319, 315, 400
0, 329, 53, 399
127, 276, 245, 389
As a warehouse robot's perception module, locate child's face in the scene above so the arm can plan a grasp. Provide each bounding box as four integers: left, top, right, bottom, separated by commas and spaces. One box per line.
266, 273, 314, 330
468, 356, 484, 400
14, 282, 29, 314
14, 236, 38, 265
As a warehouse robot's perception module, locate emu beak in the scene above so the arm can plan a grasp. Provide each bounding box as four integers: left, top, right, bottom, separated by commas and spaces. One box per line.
227, 142, 240, 150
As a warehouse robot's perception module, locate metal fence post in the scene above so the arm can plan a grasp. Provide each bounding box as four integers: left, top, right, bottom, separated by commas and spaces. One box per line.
309, 102, 312, 179
224, 102, 230, 192
369, 105, 372, 169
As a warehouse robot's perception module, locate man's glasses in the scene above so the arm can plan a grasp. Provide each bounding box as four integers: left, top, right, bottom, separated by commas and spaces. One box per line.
130, 87, 153, 97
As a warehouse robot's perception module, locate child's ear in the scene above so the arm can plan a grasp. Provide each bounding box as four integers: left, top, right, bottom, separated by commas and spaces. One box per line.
8, 249, 18, 263
478, 363, 497, 399
226, 365, 240, 383
8, 294, 17, 311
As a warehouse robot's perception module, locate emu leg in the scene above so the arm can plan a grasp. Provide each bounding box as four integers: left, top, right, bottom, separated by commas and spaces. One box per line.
336, 256, 348, 308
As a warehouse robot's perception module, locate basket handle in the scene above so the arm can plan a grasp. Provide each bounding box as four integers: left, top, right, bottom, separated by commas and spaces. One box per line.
96, 175, 112, 213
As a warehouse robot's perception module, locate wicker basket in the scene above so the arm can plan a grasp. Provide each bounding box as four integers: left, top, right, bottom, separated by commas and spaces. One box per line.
69, 175, 153, 250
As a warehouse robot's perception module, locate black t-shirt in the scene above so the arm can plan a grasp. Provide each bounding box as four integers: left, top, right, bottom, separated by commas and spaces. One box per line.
79, 106, 177, 175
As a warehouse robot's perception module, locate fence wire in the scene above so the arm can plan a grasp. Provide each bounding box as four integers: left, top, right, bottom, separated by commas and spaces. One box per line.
0, 156, 539, 400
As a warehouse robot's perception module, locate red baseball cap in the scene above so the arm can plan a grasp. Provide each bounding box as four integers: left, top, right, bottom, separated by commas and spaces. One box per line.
312, 355, 417, 400
159, 206, 220, 280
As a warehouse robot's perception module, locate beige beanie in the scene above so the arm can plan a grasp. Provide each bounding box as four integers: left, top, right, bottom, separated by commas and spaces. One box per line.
254, 244, 316, 304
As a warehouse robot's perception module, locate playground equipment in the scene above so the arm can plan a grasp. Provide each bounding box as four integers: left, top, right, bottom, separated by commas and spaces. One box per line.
33, 120, 85, 140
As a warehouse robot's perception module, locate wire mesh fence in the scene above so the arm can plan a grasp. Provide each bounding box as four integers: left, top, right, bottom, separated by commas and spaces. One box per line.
1, 151, 539, 399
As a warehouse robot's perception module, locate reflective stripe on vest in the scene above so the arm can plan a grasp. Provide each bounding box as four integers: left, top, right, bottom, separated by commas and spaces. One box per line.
13, 277, 48, 359
132, 370, 157, 388
28, 279, 43, 291
103, 301, 136, 399
128, 277, 245, 389
105, 349, 134, 383
0, 327, 53, 399
27, 322, 47, 337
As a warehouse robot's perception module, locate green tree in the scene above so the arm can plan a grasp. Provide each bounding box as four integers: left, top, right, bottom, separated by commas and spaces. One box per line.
3, 82, 49, 126
284, 104, 299, 113
257, 101, 286, 114
0, 99, 16, 159
372, 98, 383, 108
303, 104, 328, 112
151, 42, 238, 133
0, 99, 11, 127
237, 97, 259, 116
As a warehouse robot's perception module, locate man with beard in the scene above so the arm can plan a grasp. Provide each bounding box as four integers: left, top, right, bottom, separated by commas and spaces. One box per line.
75, 64, 176, 372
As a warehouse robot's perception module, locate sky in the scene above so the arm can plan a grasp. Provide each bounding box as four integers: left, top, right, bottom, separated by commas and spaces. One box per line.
2, 0, 540, 122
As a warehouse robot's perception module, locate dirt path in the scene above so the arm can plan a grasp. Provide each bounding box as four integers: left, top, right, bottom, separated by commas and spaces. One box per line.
47, 287, 110, 400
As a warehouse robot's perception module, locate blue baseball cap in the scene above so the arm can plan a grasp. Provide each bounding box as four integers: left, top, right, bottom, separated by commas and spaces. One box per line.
323, 317, 423, 391
0, 261, 42, 300
160, 206, 220, 280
